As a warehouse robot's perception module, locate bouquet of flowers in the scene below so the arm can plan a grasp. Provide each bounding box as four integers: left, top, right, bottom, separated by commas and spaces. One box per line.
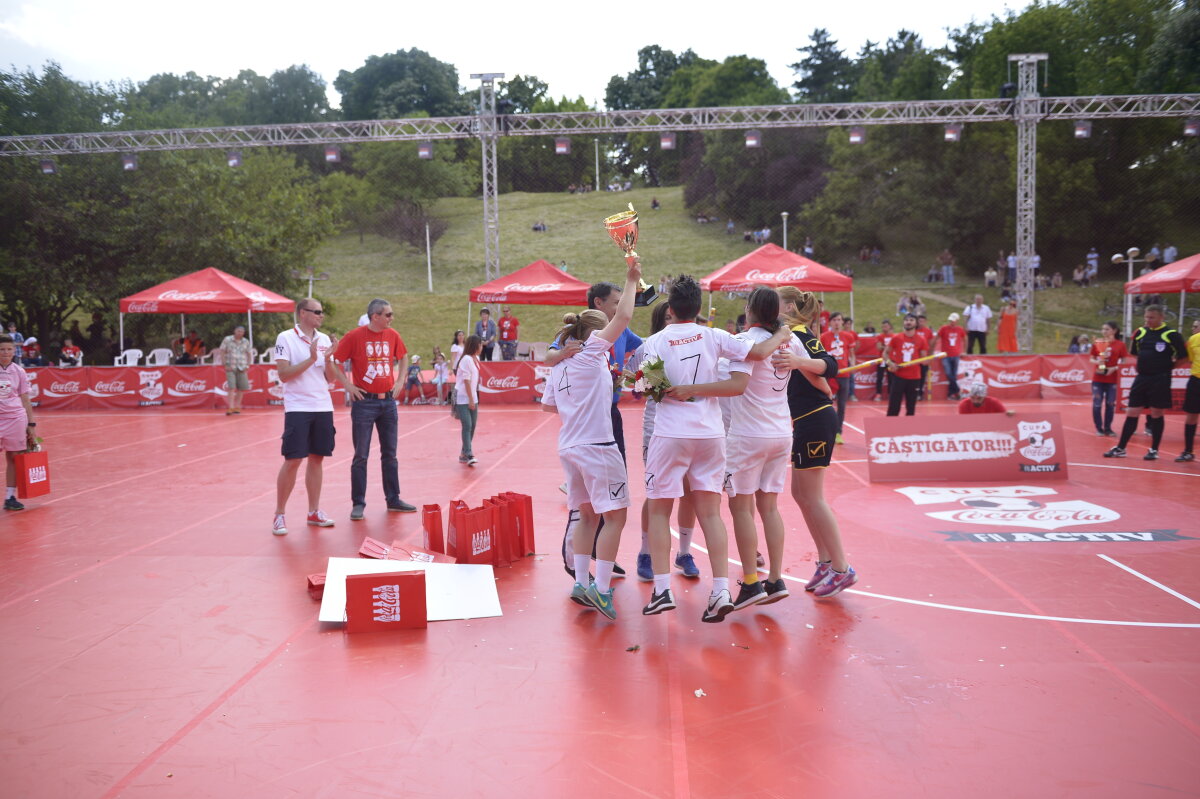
623, 357, 684, 402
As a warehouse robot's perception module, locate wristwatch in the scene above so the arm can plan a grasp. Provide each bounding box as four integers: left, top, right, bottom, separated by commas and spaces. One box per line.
27, 422, 36, 427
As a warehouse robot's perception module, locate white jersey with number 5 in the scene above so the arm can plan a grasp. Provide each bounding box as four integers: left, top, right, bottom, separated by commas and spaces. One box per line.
642, 322, 752, 439
728, 326, 792, 437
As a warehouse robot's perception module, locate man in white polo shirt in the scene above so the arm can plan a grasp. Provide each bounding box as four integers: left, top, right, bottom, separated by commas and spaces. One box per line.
962, 294, 993, 355
271, 297, 351, 536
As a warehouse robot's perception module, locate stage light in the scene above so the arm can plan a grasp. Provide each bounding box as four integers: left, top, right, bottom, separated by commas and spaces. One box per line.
848, 127, 866, 144
1185, 119, 1199, 137
944, 124, 963, 142
1074, 120, 1092, 139
554, 137, 571, 155
121, 153, 138, 171
660, 132, 676, 150
418, 141, 433, 160
39, 159, 57, 175
227, 150, 242, 168
324, 146, 341, 163
744, 130, 761, 148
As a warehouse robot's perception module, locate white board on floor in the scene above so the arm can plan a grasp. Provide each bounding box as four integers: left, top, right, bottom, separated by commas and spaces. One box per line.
318, 557, 502, 623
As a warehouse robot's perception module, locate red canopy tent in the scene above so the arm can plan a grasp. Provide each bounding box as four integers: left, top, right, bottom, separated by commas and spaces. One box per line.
700, 243, 854, 319
1124, 253, 1200, 323
468, 260, 591, 307
118, 267, 295, 349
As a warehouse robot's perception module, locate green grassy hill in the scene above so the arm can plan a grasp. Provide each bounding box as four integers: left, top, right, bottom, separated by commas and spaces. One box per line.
309, 185, 1145, 360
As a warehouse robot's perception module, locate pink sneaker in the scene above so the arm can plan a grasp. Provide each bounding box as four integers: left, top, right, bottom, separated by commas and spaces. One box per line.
306, 510, 335, 527
271, 514, 288, 536
804, 561, 832, 591
812, 566, 857, 598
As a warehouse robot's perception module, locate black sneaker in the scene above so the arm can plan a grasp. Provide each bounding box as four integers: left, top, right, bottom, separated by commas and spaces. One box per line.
1176, 452, 1195, 463
1143, 449, 1158, 461
732, 580, 767, 610
612, 562, 626, 578
642, 588, 677, 616
1103, 447, 1126, 458
702, 589, 734, 623
387, 500, 417, 512
759, 578, 790, 605
4, 496, 25, 511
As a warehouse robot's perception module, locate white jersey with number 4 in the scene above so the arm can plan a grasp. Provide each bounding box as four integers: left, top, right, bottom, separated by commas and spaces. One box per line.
728, 326, 792, 437
642, 322, 752, 439
545, 332, 615, 450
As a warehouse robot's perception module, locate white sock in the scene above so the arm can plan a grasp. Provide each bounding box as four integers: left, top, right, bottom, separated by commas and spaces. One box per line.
711, 577, 729, 596
639, 529, 649, 555
573, 554, 591, 581
653, 574, 671, 594
5, 487, 14, 499
678, 527, 694, 555
595, 560, 614, 592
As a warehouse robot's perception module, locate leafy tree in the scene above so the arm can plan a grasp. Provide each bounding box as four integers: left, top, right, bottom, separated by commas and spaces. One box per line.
1136, 0, 1200, 92
0, 63, 115, 135
334, 49, 470, 121
791, 29, 857, 103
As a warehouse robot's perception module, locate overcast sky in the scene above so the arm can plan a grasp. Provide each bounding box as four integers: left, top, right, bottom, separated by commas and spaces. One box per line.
1, 0, 1024, 109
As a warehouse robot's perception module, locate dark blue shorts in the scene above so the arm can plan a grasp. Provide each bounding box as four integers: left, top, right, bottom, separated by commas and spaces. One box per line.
281, 411, 335, 459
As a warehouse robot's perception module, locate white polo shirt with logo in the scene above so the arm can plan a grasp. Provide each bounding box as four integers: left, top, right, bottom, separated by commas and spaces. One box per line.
274, 327, 334, 412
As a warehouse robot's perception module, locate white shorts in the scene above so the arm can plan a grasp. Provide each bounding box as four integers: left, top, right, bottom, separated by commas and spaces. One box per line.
724, 435, 791, 496
644, 435, 725, 499
559, 443, 630, 514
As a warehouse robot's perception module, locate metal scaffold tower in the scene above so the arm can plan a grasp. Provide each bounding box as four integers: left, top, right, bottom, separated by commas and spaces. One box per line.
470, 73, 504, 282
1012, 53, 1049, 353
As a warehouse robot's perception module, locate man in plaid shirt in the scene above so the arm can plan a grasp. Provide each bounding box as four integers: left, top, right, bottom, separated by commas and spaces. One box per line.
219, 325, 254, 415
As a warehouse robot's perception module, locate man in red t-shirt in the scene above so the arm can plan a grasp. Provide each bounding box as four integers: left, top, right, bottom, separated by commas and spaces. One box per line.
914, 315, 935, 400
936, 312, 967, 399
959, 382, 1014, 415
886, 314, 927, 416
60, 337, 84, 367
498, 306, 521, 361
334, 298, 416, 519
820, 312, 857, 443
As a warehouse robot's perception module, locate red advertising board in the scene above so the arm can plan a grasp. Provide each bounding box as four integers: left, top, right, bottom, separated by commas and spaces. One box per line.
864, 412, 1069, 482
1038, 354, 1092, 399
477, 362, 547, 404
27, 368, 88, 409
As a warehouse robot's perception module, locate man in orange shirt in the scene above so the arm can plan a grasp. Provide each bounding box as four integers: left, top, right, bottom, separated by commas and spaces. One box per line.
335, 298, 418, 520
885, 314, 927, 416
174, 330, 206, 365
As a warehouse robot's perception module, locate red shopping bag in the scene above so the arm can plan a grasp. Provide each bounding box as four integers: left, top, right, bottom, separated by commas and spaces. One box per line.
358, 536, 393, 560
482, 497, 512, 568
345, 571, 427, 632
422, 504, 444, 553
445, 499, 469, 559
388, 541, 455, 565
501, 491, 535, 556
457, 505, 498, 565
307, 573, 326, 600
15, 449, 50, 499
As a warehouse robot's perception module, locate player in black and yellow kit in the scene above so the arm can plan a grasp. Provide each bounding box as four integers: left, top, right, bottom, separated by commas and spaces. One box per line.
768, 286, 858, 599
1103, 305, 1188, 461
1177, 318, 1200, 462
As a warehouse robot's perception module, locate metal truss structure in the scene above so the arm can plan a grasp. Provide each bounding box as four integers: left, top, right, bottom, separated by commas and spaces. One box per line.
1, 68, 1196, 323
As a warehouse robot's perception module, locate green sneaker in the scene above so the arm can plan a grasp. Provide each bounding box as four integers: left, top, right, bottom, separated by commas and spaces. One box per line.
569, 582, 595, 609
586, 584, 617, 620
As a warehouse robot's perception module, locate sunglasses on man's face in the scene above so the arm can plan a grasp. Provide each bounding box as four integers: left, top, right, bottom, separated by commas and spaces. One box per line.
377, 312, 394, 318
304, 308, 325, 315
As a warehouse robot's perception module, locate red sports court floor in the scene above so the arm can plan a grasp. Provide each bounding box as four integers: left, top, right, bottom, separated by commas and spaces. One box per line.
2, 397, 1198, 798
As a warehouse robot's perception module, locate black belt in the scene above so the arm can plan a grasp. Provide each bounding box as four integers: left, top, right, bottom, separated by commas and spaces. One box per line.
356, 391, 392, 400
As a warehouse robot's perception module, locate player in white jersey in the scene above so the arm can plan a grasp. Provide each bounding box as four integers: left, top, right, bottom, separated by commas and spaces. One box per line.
725, 286, 807, 610
640, 275, 791, 623
631, 302, 699, 582
541, 257, 641, 620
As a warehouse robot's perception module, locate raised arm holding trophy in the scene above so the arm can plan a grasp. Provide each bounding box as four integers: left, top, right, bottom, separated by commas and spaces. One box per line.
604, 203, 658, 306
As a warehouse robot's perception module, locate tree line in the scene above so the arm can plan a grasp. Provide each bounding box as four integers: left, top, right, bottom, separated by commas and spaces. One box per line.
1, 0, 1197, 356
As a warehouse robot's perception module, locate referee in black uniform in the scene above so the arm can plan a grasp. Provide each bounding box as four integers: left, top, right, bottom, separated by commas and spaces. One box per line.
1103, 305, 1188, 461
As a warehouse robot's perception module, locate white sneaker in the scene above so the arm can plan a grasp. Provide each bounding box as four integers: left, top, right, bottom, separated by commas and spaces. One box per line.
272, 514, 288, 536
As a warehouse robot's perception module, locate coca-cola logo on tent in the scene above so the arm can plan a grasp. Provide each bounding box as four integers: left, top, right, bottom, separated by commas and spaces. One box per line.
158, 289, 221, 300
744, 267, 809, 282
127, 301, 159, 312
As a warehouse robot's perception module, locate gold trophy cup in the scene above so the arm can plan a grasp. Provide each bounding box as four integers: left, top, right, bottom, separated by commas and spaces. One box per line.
604, 203, 657, 306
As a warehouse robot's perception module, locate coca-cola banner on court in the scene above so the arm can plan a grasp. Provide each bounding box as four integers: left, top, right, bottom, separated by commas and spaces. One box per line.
477, 362, 541, 404
851, 355, 1045, 401
864, 412, 1070, 482
27, 368, 88, 409
88, 365, 220, 408
1039, 354, 1092, 398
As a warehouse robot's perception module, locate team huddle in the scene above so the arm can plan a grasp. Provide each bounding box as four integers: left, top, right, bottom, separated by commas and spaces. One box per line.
542, 259, 855, 623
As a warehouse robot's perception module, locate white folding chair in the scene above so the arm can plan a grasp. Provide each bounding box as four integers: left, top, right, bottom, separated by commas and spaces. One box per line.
146, 348, 173, 366
515, 341, 532, 360
530, 342, 549, 361
113, 349, 143, 366
258, 348, 274, 364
